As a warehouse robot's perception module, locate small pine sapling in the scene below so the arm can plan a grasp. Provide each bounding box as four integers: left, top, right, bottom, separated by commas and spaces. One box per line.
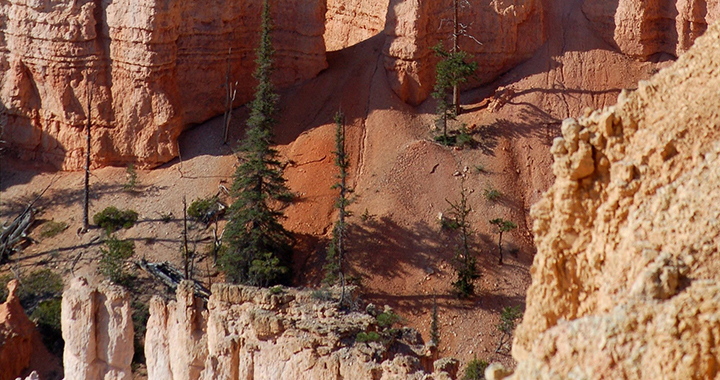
495, 305, 523, 353
430, 296, 440, 346
489, 218, 517, 265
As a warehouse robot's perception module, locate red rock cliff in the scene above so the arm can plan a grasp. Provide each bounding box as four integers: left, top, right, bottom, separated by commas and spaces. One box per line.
0, 0, 327, 169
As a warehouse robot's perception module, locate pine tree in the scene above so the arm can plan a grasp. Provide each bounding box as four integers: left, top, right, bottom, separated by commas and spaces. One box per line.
489, 218, 517, 265
324, 111, 352, 307
220, 0, 293, 287
445, 185, 479, 298
431, 44, 477, 145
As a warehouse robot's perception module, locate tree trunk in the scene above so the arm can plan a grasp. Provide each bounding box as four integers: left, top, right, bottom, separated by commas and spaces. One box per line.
82, 88, 92, 232
452, 0, 460, 116
183, 195, 190, 280
498, 231, 503, 265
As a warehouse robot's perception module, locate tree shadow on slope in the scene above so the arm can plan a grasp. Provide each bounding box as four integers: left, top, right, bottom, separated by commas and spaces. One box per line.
347, 216, 445, 283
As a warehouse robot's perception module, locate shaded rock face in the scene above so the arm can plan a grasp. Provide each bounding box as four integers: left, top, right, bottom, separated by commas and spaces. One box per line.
0, 0, 327, 169
145, 282, 455, 380
325, 0, 389, 51
583, 0, 720, 59
382, 0, 545, 105
509, 21, 720, 380
0, 280, 34, 380
61, 278, 133, 380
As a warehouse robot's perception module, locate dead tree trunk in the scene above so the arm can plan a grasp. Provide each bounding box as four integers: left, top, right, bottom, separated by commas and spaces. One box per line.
452, 0, 460, 116
82, 87, 92, 233
223, 48, 238, 144
183, 195, 190, 280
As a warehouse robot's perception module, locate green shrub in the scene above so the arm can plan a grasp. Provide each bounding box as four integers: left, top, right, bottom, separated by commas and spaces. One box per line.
376, 310, 401, 329
498, 305, 523, 335
94, 206, 139, 233
99, 236, 135, 284
483, 187, 502, 202
31, 299, 63, 356
356, 331, 382, 343
187, 196, 224, 224
269, 285, 284, 295
463, 356, 489, 380
455, 127, 475, 148
434, 134, 457, 146
123, 163, 138, 191
40, 220, 68, 238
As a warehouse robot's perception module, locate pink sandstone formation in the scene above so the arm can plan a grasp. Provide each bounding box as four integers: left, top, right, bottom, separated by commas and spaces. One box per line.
59, 279, 459, 379
0, 0, 327, 170
0, 280, 34, 380
145, 282, 457, 380
498, 20, 720, 380
61, 278, 133, 380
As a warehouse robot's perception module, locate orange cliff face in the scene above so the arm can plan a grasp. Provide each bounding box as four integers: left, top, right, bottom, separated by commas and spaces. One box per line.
0, 0, 327, 170
2, 0, 718, 170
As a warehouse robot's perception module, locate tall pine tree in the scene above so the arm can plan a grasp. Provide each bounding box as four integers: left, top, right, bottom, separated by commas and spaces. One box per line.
431, 44, 476, 145
220, 0, 293, 287
324, 111, 351, 307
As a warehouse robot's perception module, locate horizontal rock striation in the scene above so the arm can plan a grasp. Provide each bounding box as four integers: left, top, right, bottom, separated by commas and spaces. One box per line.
382, 0, 545, 105
582, 0, 720, 59
325, 0, 389, 51
0, 0, 327, 169
508, 20, 720, 380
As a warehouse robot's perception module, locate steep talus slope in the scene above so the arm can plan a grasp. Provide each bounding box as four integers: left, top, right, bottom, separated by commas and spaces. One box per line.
0, 0, 326, 169
508, 21, 720, 379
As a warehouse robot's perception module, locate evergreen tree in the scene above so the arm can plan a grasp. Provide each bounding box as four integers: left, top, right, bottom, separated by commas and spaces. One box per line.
324, 111, 352, 307
220, 0, 293, 287
445, 185, 479, 298
431, 44, 477, 145
489, 218, 517, 265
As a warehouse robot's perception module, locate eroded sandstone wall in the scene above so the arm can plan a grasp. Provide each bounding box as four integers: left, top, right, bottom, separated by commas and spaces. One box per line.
62, 278, 133, 380
583, 0, 720, 59
506, 20, 720, 380
0, 0, 326, 169
382, 0, 545, 105
325, 0, 389, 51
146, 282, 458, 380
0, 280, 34, 380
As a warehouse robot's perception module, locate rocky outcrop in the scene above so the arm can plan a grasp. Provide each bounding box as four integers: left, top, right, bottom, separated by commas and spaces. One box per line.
0, 280, 34, 380
0, 0, 327, 169
146, 282, 456, 380
507, 21, 720, 379
583, 0, 720, 59
325, 0, 389, 51
61, 278, 133, 380
382, 0, 545, 105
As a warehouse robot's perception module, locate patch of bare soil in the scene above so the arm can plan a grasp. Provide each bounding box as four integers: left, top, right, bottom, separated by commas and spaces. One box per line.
0, 1, 659, 374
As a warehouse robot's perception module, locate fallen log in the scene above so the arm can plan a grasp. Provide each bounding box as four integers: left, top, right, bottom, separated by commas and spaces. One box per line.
136, 259, 210, 299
